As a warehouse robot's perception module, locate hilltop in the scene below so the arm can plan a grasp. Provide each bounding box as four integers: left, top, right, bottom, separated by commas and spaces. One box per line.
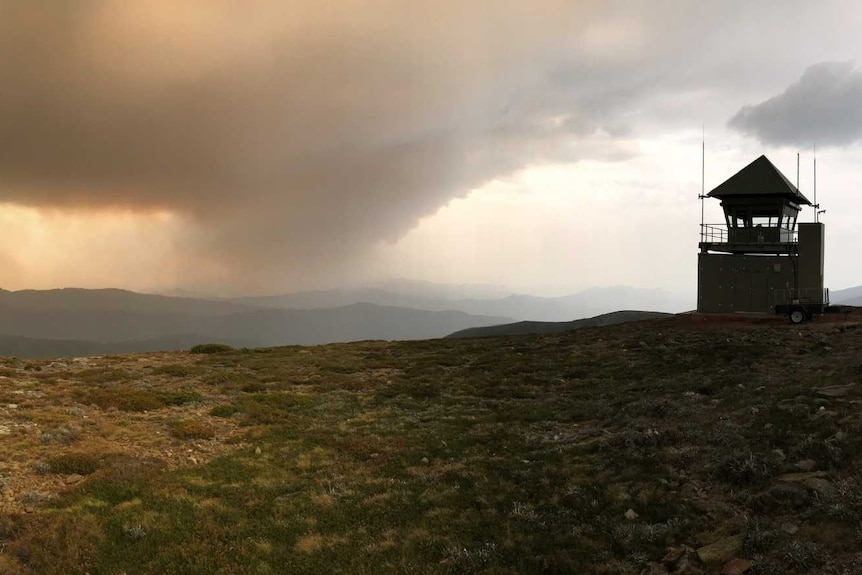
1, 313, 861, 574
446, 310, 672, 338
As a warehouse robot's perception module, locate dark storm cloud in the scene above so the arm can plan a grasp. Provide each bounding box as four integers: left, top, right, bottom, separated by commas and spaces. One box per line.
0, 1, 734, 289
729, 61, 862, 147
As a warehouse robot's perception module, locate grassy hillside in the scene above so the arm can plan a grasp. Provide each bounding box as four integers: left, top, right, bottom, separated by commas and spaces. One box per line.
446, 310, 672, 338
1, 314, 861, 573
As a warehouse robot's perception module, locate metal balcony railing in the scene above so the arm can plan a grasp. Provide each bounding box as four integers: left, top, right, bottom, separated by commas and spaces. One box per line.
700, 224, 798, 245
700, 224, 727, 243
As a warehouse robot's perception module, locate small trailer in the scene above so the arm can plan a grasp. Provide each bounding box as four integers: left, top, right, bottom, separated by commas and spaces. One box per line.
774, 288, 848, 323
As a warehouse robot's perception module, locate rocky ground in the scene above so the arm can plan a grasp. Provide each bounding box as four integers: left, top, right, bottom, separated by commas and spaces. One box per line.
0, 352, 249, 516
0, 313, 860, 574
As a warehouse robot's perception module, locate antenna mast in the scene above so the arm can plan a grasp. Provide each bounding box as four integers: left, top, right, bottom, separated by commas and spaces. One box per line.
699, 126, 705, 243
812, 144, 826, 222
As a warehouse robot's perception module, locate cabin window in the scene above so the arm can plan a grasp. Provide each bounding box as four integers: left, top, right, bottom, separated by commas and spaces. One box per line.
752, 215, 778, 227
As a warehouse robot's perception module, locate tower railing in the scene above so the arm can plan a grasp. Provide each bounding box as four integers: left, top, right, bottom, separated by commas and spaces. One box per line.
700, 224, 727, 244
700, 224, 798, 245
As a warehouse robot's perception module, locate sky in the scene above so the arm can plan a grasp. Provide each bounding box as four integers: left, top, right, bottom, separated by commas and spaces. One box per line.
1, 1, 861, 297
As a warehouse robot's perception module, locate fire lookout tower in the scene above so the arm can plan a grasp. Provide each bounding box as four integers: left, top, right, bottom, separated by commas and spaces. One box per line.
697, 155, 826, 316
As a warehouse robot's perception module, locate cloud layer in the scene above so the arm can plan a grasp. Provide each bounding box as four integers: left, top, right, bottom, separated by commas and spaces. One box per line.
0, 1, 659, 290
2, 2, 860, 293
729, 61, 862, 147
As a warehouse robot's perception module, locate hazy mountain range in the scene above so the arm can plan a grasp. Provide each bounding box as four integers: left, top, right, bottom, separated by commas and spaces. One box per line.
0, 288, 510, 358
0, 281, 692, 358
232, 281, 691, 322
831, 286, 862, 307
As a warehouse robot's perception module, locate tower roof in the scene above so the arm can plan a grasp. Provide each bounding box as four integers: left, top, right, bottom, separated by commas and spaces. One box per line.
707, 155, 811, 205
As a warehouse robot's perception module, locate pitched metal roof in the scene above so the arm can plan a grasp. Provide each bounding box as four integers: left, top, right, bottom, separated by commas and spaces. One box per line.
707, 155, 812, 205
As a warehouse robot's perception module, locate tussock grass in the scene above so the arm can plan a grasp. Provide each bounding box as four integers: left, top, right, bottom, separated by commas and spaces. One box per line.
2, 318, 862, 573
43, 451, 102, 475
189, 343, 234, 354
168, 419, 215, 440
77, 388, 201, 412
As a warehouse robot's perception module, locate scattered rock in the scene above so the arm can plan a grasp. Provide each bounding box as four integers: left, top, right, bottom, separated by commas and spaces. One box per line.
781, 522, 799, 535
755, 483, 811, 510
421, 457, 430, 465
662, 545, 695, 571
721, 557, 752, 575
5, 404, 17, 410
815, 384, 856, 398
777, 471, 828, 483
64, 474, 83, 485
662, 546, 686, 565
802, 477, 836, 498
697, 535, 744, 565
254, 447, 262, 455
0, 425, 10, 436
624, 508, 638, 521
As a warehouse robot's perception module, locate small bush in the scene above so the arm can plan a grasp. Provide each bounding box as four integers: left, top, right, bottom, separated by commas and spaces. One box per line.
781, 540, 823, 572
157, 390, 202, 406
152, 364, 198, 377
744, 519, 779, 555
237, 392, 308, 426
169, 419, 215, 440
40, 424, 81, 445
44, 452, 101, 476
241, 381, 266, 393
209, 404, 240, 418
9, 513, 103, 575
75, 368, 128, 384
190, 343, 234, 354
715, 452, 776, 486
80, 389, 201, 412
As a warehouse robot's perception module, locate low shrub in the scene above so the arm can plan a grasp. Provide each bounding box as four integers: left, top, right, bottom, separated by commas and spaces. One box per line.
209, 404, 240, 418
169, 419, 215, 440
189, 343, 234, 354
80, 389, 201, 412
44, 452, 101, 476
152, 364, 198, 377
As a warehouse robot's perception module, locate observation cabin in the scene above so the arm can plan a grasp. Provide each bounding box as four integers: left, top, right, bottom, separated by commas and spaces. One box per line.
697, 155, 826, 314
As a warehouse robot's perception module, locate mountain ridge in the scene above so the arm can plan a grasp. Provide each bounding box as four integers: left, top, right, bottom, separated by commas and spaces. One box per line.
0, 288, 512, 357
447, 310, 673, 338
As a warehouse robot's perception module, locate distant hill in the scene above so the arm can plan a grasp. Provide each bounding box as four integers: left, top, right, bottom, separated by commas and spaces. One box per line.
831, 285, 862, 307
0, 287, 252, 315
0, 288, 511, 358
446, 310, 673, 338
0, 283, 692, 358
236, 284, 691, 321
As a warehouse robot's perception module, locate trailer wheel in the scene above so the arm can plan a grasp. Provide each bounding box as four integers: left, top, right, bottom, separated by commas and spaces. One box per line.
789, 309, 806, 324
